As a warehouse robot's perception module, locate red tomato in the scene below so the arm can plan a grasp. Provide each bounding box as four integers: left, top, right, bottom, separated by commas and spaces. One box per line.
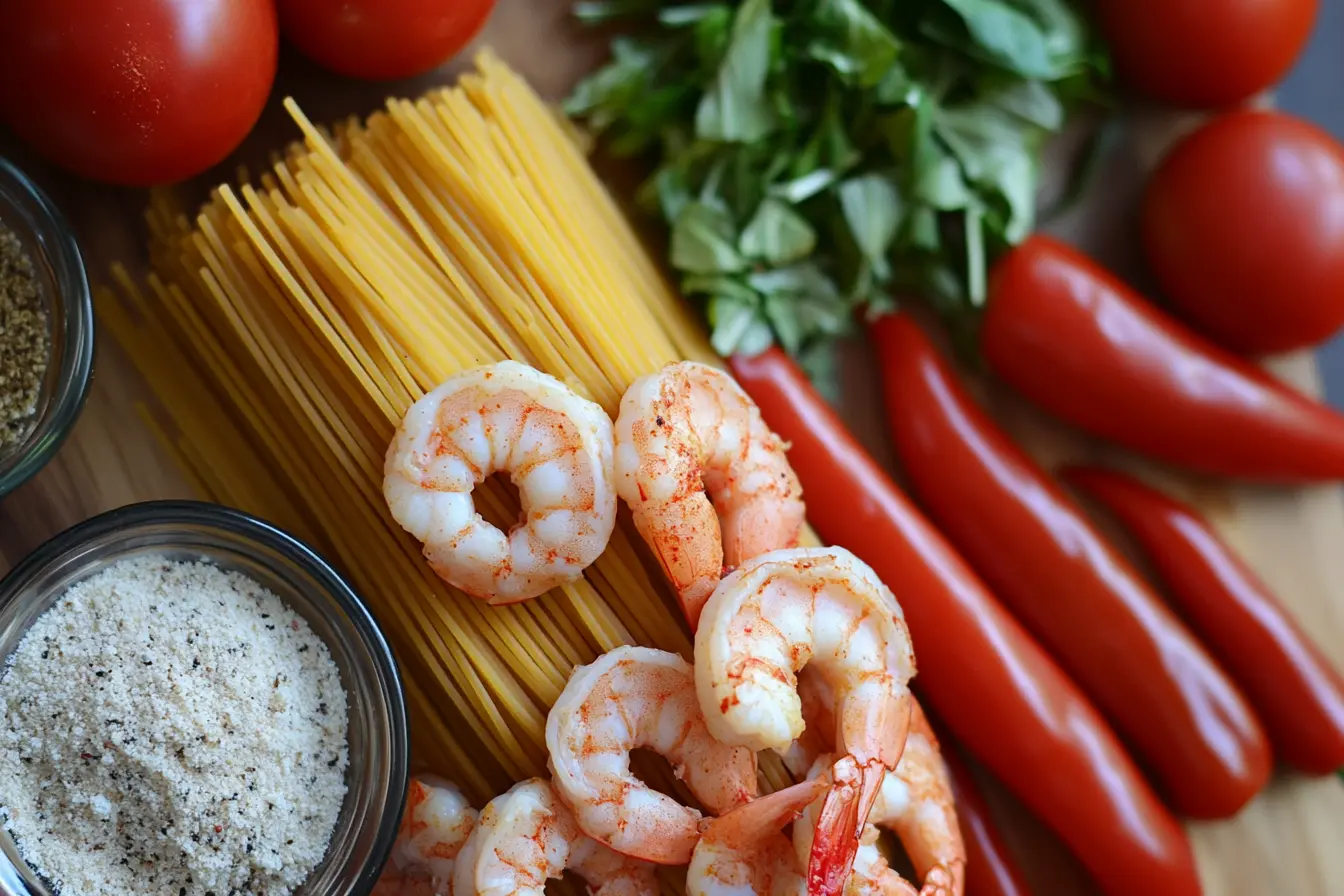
1142, 110, 1344, 354
1094, 0, 1316, 107
0, 0, 277, 187
277, 0, 497, 81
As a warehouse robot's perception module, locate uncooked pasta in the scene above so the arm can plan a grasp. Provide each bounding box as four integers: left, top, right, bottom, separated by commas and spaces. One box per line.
100, 52, 802, 812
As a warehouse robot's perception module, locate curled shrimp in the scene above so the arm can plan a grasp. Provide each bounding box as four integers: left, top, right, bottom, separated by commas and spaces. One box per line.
451, 778, 658, 896
372, 775, 478, 896
614, 361, 804, 627
546, 645, 758, 864
695, 546, 916, 895
384, 360, 617, 604
792, 680, 967, 896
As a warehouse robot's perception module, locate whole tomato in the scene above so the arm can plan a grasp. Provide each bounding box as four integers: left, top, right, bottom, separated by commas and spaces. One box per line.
1142, 110, 1344, 354
1094, 0, 1317, 107
277, 0, 498, 81
0, 0, 277, 187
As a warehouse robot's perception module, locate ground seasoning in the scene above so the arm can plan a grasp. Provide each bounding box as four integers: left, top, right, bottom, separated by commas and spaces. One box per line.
0, 556, 350, 896
0, 223, 49, 451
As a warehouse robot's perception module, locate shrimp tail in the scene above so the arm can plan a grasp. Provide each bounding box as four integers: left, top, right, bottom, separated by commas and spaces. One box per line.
806, 756, 884, 896
703, 776, 829, 851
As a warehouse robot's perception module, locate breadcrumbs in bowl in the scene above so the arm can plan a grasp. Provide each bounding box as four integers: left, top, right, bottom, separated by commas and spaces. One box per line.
0, 501, 409, 896
0, 158, 94, 498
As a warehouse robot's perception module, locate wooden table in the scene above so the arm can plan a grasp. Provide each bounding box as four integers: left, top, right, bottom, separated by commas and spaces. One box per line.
3, 2, 1343, 892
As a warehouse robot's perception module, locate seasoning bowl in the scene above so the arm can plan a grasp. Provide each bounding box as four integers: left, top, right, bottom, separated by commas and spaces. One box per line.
0, 501, 410, 896
0, 157, 95, 499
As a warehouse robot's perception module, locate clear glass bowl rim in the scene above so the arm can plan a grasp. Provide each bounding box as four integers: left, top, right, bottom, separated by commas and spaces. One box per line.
0, 156, 95, 497
0, 500, 410, 896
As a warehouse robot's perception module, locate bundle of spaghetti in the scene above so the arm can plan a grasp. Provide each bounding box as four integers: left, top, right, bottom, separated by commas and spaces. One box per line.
100, 50, 802, 821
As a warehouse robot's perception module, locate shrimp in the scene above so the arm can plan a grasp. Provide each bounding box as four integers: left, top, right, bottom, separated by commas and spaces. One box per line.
687, 769, 913, 896
694, 546, 916, 895
384, 360, 617, 604
546, 645, 758, 864
614, 361, 804, 627
372, 775, 478, 896
793, 680, 967, 896
686, 776, 826, 896
451, 778, 658, 896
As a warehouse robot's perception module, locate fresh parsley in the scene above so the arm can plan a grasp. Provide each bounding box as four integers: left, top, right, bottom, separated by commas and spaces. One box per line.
567, 0, 1108, 387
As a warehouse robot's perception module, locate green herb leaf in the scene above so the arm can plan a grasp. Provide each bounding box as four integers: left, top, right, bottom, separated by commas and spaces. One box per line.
770, 169, 841, 204
695, 0, 778, 143
567, 0, 1109, 384
671, 201, 747, 274
917, 149, 973, 210
932, 0, 1063, 79
808, 0, 902, 87
659, 4, 725, 26
682, 273, 760, 304
837, 174, 902, 276
708, 295, 774, 356
740, 197, 818, 264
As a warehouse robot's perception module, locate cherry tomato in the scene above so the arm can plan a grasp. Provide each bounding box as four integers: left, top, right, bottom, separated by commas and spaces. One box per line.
277, 0, 497, 81
1094, 0, 1316, 107
0, 0, 277, 187
1142, 110, 1344, 354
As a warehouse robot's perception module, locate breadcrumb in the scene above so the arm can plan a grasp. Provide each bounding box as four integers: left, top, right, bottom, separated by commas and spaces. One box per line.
0, 556, 350, 896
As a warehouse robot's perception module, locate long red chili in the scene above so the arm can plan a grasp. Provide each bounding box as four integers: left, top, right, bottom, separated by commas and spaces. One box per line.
981, 234, 1344, 482
936, 733, 1033, 896
871, 312, 1271, 818
1062, 465, 1344, 776
728, 347, 1200, 896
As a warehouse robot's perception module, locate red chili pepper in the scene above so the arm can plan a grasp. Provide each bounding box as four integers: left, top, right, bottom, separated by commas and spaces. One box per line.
936, 731, 1033, 896
1062, 465, 1344, 776
871, 312, 1271, 818
728, 347, 1200, 896
981, 233, 1344, 481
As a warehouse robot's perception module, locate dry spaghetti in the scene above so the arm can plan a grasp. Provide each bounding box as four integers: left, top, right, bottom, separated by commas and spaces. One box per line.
101, 53, 802, 814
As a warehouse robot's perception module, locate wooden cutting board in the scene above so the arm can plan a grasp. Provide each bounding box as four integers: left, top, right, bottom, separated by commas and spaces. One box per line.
2, 2, 1342, 892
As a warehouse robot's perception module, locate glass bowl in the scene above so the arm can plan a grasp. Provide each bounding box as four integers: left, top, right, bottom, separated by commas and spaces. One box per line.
0, 501, 409, 896
0, 157, 95, 498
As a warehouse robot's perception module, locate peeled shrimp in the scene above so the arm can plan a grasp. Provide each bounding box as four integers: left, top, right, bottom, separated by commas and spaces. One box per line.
614, 361, 804, 627
384, 360, 617, 604
373, 775, 478, 896
546, 645, 757, 864
687, 771, 912, 896
695, 546, 916, 894
686, 777, 826, 896
451, 777, 658, 896
791, 680, 966, 896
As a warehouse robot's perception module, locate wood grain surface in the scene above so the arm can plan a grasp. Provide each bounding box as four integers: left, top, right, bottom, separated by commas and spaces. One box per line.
2, 2, 1342, 892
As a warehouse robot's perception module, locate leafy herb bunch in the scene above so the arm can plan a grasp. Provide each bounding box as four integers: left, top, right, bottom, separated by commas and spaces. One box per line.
568, 0, 1107, 385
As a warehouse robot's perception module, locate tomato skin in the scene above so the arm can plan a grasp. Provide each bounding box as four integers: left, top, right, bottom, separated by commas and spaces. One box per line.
983, 234, 1344, 481
1094, 0, 1316, 107
1063, 466, 1344, 777
873, 312, 1271, 817
934, 737, 1032, 896
1142, 110, 1344, 354
728, 348, 1200, 896
0, 0, 277, 187
277, 0, 496, 81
